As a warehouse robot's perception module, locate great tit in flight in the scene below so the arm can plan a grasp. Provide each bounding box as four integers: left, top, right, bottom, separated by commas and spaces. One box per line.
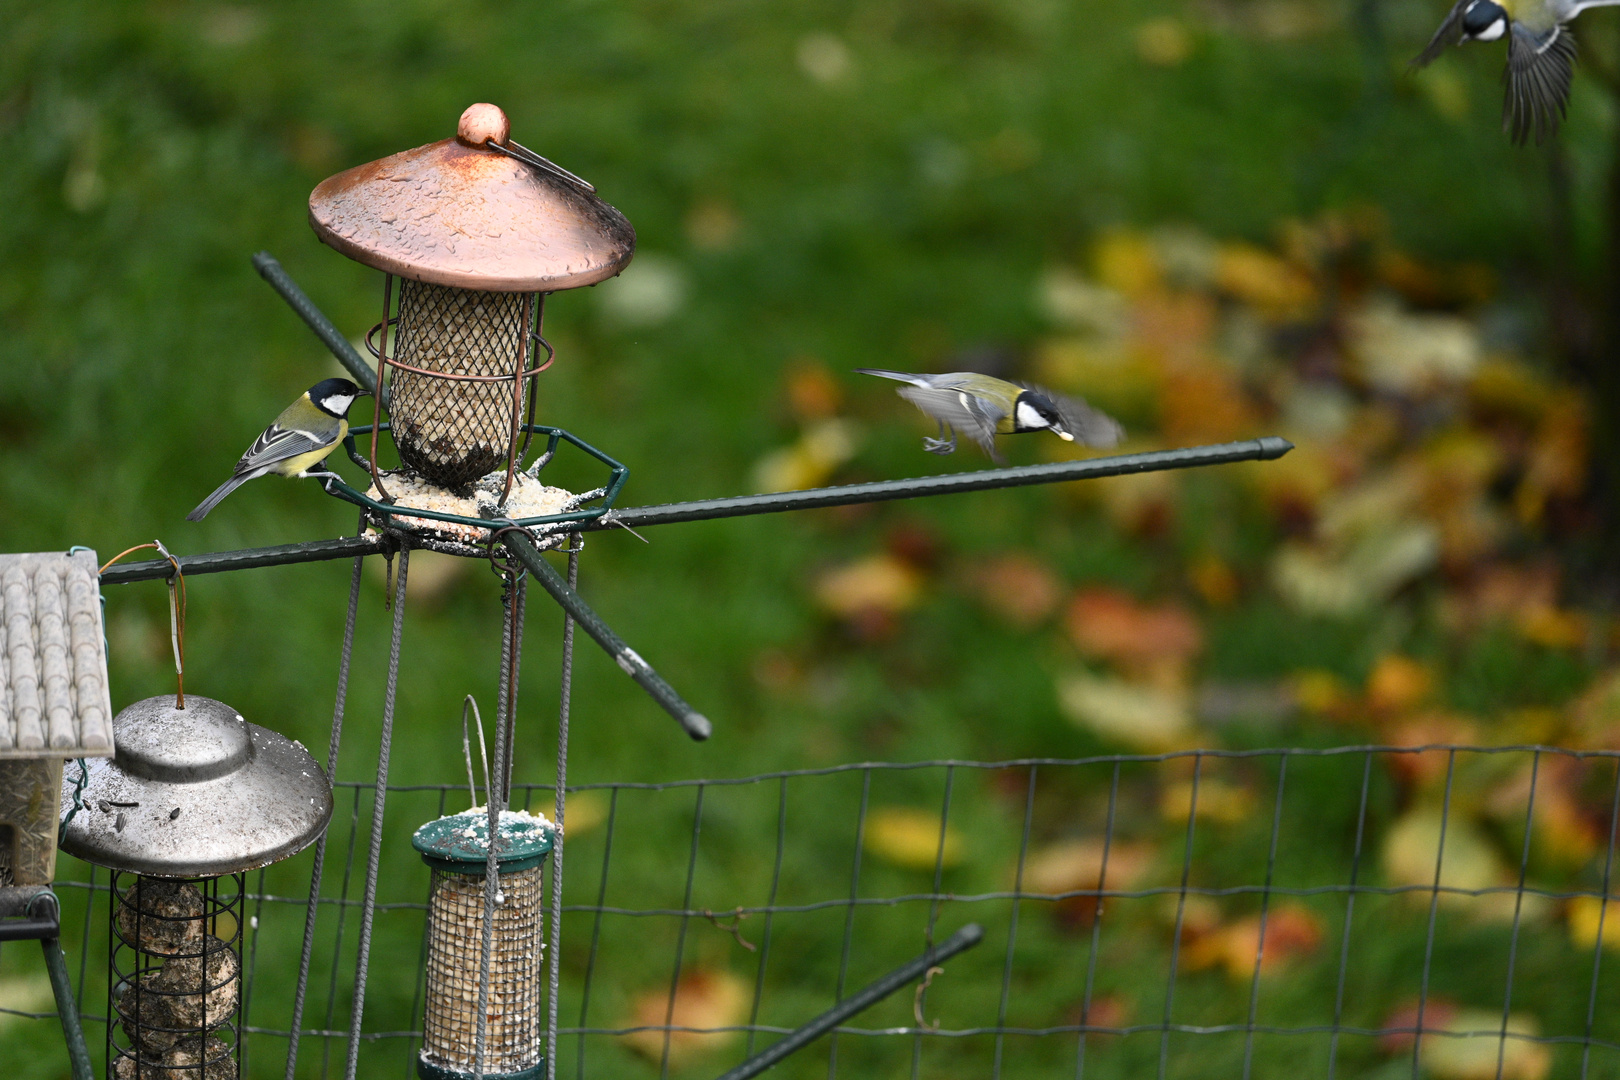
855, 368, 1124, 463
186, 377, 370, 521
1412, 0, 1601, 144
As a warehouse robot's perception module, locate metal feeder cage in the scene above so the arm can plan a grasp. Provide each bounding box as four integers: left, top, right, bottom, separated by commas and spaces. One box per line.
308, 101, 635, 505
59, 694, 333, 1079
412, 807, 555, 1080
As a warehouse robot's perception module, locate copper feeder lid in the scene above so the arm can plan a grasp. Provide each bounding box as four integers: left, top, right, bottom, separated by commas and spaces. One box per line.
308, 103, 636, 292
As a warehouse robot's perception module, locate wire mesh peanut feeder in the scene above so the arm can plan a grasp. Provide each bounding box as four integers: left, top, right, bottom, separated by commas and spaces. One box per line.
58, 694, 333, 1079
307, 101, 635, 506
413, 807, 555, 1080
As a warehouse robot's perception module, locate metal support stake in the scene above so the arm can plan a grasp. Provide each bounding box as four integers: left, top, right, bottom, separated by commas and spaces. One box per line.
711, 923, 985, 1080
499, 532, 710, 741
343, 547, 409, 1080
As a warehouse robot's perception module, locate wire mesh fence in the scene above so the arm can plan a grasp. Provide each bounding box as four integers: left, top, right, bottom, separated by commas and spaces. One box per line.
12, 745, 1620, 1079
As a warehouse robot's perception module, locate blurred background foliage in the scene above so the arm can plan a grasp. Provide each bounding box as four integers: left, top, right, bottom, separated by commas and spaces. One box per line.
8, 0, 1620, 1076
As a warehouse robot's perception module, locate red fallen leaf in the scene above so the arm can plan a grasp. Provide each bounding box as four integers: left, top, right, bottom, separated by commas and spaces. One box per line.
621, 970, 749, 1065
967, 553, 1064, 629
1379, 998, 1460, 1054
1064, 588, 1203, 675
1068, 993, 1131, 1033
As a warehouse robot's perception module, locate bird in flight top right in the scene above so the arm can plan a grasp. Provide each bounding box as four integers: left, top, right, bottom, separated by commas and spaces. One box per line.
1411, 0, 1605, 145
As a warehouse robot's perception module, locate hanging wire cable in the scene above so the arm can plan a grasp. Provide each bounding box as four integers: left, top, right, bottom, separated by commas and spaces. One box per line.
344, 546, 409, 1080
285, 513, 368, 1080
547, 539, 579, 1080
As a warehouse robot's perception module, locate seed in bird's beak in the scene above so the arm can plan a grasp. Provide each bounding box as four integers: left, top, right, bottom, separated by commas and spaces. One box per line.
1058, 431, 1075, 442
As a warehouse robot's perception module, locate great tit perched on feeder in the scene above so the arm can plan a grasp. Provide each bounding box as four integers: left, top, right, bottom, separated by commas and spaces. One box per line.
855, 368, 1124, 463
1412, 0, 1596, 144
185, 378, 370, 521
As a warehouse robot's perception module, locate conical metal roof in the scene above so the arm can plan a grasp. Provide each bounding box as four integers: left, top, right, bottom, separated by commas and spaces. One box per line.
308, 103, 635, 292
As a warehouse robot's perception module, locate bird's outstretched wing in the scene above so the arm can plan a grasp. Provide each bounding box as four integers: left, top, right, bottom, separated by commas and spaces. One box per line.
1412, 0, 1473, 66
1017, 382, 1127, 449
1504, 22, 1576, 144
231, 423, 329, 477
896, 385, 1005, 458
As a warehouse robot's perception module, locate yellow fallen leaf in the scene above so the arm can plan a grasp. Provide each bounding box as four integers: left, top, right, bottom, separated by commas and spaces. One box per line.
1213, 243, 1316, 320
1388, 1006, 1549, 1080
1135, 17, 1193, 66
1057, 672, 1193, 749
1092, 229, 1162, 298
1350, 298, 1481, 395
1568, 895, 1620, 952
863, 806, 964, 870
1159, 778, 1254, 826
621, 969, 749, 1066
1022, 838, 1158, 895
0, 972, 54, 1032
561, 790, 609, 837
1182, 904, 1324, 979
812, 553, 922, 619
753, 418, 859, 493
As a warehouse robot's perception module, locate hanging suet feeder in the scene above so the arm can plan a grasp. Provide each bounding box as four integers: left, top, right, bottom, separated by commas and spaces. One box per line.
308, 101, 635, 517
412, 807, 554, 1080
59, 694, 332, 1080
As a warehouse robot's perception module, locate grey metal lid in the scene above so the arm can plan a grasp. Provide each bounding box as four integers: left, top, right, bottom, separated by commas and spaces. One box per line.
58, 695, 333, 878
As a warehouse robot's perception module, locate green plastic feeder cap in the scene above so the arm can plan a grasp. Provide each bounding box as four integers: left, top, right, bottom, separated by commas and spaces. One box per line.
411, 808, 554, 875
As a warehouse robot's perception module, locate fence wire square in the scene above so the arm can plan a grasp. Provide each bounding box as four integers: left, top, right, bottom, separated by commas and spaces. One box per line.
13, 746, 1620, 1079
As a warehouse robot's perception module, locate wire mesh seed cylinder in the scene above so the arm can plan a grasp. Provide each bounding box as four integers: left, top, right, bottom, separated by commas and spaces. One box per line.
413, 808, 555, 1080
387, 281, 538, 489
108, 872, 242, 1080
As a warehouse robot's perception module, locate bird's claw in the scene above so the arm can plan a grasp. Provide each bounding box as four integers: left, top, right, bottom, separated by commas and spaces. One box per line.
923, 436, 957, 456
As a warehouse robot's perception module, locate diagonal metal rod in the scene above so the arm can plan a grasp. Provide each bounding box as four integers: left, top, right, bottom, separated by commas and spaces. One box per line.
711, 923, 985, 1080
253, 252, 389, 407
500, 531, 711, 741
98, 440, 1290, 585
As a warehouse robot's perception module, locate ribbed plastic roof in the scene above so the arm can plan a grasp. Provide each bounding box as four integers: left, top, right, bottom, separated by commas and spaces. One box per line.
0, 550, 114, 758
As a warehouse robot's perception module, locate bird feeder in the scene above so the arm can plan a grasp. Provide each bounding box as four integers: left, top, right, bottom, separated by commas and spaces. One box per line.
59, 694, 332, 1080
308, 102, 635, 506
412, 807, 554, 1080
0, 550, 113, 887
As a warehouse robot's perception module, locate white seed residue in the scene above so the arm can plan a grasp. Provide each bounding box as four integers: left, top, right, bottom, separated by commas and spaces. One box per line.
364, 469, 577, 543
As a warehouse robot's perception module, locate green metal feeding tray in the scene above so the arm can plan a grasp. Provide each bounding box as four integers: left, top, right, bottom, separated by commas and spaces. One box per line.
411, 808, 555, 1080
321, 422, 628, 549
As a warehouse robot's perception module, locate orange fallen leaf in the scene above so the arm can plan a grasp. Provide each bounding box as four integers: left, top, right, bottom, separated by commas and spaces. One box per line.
967, 553, 1064, 629
1187, 553, 1240, 607
1213, 242, 1316, 320
1364, 654, 1433, 715
1065, 588, 1203, 675
785, 359, 843, 421
1022, 838, 1157, 927
1183, 904, 1324, 979
620, 969, 749, 1065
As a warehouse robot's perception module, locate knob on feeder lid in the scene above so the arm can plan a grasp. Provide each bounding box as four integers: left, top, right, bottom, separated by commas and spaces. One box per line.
308, 102, 636, 292
59, 695, 333, 878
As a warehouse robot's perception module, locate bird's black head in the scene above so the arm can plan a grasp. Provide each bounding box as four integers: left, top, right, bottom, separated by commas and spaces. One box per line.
308, 377, 370, 418
1461, 0, 1507, 42
1013, 390, 1073, 440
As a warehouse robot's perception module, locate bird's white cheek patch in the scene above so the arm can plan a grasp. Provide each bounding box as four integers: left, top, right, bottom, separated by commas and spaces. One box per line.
327, 395, 356, 414
1474, 19, 1506, 40
1015, 401, 1045, 429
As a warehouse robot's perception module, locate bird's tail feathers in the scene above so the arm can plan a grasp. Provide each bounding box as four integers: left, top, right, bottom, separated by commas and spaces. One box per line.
853, 368, 926, 385
185, 472, 253, 521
